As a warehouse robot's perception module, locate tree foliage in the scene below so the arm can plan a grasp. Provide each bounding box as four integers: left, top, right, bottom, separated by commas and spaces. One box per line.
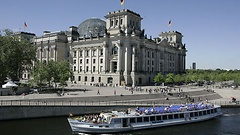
30, 60, 72, 90
0, 29, 36, 84
153, 69, 240, 86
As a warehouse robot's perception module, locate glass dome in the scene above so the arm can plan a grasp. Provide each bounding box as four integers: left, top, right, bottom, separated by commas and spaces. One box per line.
78, 18, 106, 38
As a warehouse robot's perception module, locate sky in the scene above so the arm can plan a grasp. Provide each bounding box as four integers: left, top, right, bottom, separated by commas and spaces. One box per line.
1, 0, 240, 70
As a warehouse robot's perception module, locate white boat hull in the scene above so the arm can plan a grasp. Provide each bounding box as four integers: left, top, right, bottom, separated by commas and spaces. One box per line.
68, 104, 222, 134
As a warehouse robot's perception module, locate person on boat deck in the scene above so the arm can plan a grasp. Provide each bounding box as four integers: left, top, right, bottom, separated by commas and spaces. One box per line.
145, 109, 148, 114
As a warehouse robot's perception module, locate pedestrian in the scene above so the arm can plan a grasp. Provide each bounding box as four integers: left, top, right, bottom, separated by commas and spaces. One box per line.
114, 90, 116, 95
97, 89, 100, 95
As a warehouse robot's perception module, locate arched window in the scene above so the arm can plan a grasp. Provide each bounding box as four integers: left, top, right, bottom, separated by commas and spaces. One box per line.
112, 46, 118, 55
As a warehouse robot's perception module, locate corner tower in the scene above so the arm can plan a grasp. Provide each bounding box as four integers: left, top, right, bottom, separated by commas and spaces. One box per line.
159, 31, 183, 47
105, 9, 142, 35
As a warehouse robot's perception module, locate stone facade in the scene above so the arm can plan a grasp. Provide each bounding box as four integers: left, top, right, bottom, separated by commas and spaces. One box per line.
20, 9, 187, 86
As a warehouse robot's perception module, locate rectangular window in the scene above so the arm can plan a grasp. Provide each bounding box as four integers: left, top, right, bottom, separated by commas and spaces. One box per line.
79, 66, 82, 72
93, 66, 95, 72
98, 77, 101, 82
120, 19, 123, 25
207, 110, 211, 114
156, 116, 162, 120
80, 59, 82, 64
194, 112, 199, 116
190, 113, 194, 117
137, 117, 142, 122
100, 49, 103, 56
199, 111, 203, 116
203, 111, 207, 115
150, 116, 155, 121
100, 58, 103, 63
86, 50, 89, 56
144, 117, 149, 122
86, 66, 89, 72
73, 66, 76, 71
211, 109, 214, 114
86, 59, 89, 64
130, 118, 135, 123
73, 59, 76, 64
78, 76, 81, 81
93, 59, 96, 64
162, 115, 167, 120
174, 114, 179, 119
180, 113, 184, 118
168, 115, 173, 119
80, 51, 83, 57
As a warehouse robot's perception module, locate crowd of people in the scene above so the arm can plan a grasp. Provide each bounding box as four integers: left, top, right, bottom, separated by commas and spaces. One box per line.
76, 113, 108, 124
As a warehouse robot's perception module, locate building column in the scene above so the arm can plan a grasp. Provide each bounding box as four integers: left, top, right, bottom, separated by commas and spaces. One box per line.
76, 49, 79, 72
82, 49, 86, 72
117, 43, 122, 72
131, 46, 135, 72
103, 44, 109, 72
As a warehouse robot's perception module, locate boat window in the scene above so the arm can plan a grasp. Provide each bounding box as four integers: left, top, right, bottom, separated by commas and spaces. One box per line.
105, 126, 109, 128
211, 109, 214, 113
214, 108, 217, 113
194, 112, 199, 116
174, 114, 179, 119
130, 118, 136, 123
112, 118, 121, 124
207, 110, 211, 114
137, 117, 143, 122
203, 111, 207, 115
144, 117, 149, 122
168, 115, 173, 119
190, 112, 194, 117
180, 113, 184, 118
199, 111, 203, 116
150, 116, 155, 121
99, 126, 102, 128
162, 115, 167, 120
156, 115, 162, 120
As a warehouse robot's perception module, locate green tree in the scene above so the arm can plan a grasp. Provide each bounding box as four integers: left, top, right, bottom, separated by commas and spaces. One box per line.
30, 62, 48, 90
0, 29, 36, 84
165, 73, 174, 84
153, 73, 165, 84
57, 60, 72, 88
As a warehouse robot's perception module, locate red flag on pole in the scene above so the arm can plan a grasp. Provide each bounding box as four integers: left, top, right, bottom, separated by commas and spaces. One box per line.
168, 20, 172, 26
24, 22, 27, 28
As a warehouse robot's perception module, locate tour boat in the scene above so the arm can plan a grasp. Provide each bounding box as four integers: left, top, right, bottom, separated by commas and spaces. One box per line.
67, 102, 222, 134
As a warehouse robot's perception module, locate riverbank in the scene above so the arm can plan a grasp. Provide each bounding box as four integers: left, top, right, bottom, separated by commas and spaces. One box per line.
0, 85, 239, 120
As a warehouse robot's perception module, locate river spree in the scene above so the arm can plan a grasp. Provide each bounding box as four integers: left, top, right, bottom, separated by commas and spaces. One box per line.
0, 108, 239, 135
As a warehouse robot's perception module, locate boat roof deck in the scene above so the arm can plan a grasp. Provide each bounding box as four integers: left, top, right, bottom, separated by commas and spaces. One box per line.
103, 103, 217, 118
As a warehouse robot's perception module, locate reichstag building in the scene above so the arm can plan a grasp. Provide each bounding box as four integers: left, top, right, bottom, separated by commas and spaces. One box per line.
20, 9, 187, 87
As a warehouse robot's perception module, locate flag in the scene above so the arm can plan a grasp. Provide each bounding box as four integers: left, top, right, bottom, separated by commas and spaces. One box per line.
168, 20, 172, 26
24, 22, 27, 28
120, 0, 124, 5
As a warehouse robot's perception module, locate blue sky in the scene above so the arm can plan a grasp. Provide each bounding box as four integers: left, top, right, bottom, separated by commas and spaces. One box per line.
1, 0, 239, 70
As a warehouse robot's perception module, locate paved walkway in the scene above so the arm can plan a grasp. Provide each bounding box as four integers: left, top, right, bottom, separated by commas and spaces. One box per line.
0, 85, 239, 104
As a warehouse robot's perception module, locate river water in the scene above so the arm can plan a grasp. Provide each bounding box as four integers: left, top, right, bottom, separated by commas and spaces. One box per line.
0, 108, 239, 135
